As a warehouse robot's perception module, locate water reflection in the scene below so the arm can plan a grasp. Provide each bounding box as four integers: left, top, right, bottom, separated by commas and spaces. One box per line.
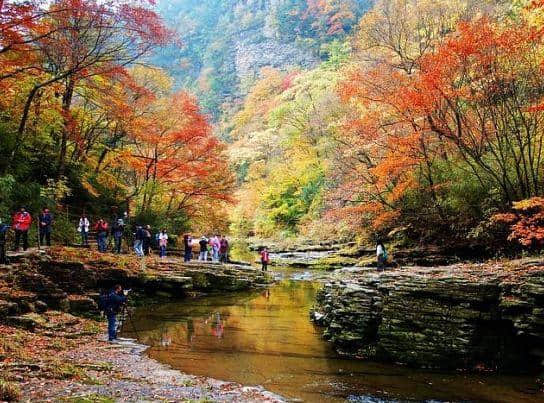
123, 280, 542, 402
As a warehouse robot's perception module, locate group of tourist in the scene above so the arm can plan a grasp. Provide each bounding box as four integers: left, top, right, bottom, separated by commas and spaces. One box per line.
183, 234, 230, 263
6, 207, 53, 251
78, 215, 168, 258
2, 208, 389, 272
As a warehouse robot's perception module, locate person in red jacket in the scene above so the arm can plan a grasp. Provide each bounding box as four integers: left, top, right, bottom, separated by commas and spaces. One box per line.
260, 247, 270, 272
94, 219, 109, 252
12, 207, 32, 251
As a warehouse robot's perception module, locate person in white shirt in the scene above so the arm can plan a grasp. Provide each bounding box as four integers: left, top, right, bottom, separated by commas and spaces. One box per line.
158, 229, 168, 258
78, 215, 90, 246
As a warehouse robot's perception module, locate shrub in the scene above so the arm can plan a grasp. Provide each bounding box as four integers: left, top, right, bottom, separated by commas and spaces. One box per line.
492, 198, 544, 247
0, 379, 21, 402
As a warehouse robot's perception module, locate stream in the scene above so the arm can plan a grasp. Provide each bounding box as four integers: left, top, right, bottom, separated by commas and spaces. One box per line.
122, 270, 543, 402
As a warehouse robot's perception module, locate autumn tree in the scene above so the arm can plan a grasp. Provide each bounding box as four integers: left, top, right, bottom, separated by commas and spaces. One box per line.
6, 0, 170, 175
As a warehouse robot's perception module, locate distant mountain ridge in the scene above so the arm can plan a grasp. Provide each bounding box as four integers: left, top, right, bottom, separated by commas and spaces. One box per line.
153, 0, 370, 119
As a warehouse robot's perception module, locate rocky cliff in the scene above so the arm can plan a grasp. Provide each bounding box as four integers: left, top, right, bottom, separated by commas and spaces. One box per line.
154, 0, 368, 116
312, 260, 544, 372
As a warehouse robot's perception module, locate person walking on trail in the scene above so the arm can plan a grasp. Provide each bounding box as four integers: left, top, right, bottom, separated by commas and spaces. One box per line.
38, 208, 53, 247
142, 225, 152, 256
112, 219, 125, 254
158, 229, 168, 258
376, 240, 387, 271
199, 236, 209, 261
133, 225, 144, 257
12, 207, 32, 251
103, 284, 127, 342
0, 219, 10, 264
210, 235, 220, 262
78, 214, 90, 246
219, 235, 229, 263
260, 247, 270, 272
95, 219, 109, 253
183, 234, 192, 262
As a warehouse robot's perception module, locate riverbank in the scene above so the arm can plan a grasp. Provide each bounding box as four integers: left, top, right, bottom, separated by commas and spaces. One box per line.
1, 318, 283, 402
0, 247, 279, 401
312, 258, 544, 374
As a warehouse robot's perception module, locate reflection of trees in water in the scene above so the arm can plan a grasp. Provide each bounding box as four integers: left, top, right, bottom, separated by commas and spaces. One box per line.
130, 280, 326, 359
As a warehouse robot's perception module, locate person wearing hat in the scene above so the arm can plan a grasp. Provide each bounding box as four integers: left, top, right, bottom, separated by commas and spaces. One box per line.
199, 236, 209, 261
12, 207, 32, 251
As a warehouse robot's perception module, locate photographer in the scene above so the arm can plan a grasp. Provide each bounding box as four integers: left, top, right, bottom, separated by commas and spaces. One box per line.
104, 285, 128, 342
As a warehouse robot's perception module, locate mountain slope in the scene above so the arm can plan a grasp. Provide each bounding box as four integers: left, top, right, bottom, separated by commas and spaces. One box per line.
153, 0, 370, 118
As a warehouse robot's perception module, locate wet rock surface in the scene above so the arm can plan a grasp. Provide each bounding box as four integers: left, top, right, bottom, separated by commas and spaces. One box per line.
312, 261, 544, 371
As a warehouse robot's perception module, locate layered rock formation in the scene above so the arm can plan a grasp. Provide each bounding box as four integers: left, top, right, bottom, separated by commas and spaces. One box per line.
312, 261, 544, 371
0, 248, 272, 329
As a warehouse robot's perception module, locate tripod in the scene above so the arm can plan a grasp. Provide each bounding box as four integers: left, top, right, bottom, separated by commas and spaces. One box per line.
117, 303, 140, 340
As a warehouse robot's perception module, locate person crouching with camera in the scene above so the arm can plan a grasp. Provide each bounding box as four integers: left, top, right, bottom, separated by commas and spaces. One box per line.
105, 285, 128, 342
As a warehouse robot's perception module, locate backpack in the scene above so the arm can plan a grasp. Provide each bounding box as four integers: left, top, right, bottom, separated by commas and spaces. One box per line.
383, 247, 388, 260
98, 291, 110, 313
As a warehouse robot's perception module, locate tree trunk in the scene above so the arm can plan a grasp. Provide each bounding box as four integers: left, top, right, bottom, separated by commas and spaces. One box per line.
57, 77, 75, 177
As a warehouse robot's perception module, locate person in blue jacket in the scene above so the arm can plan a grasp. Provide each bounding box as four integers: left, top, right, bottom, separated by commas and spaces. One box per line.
38, 208, 53, 246
105, 285, 128, 342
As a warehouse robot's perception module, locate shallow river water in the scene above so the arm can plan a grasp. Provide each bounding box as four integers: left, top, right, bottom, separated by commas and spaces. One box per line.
123, 276, 543, 402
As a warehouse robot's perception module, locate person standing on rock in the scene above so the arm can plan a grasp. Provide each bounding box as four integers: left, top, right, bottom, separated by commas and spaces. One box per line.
158, 228, 168, 258
133, 225, 144, 257
0, 218, 9, 264
78, 214, 90, 246
12, 207, 32, 251
112, 219, 125, 254
95, 219, 109, 253
38, 208, 53, 247
376, 240, 387, 271
199, 236, 209, 261
219, 235, 229, 263
210, 235, 220, 262
104, 284, 127, 342
260, 247, 270, 272
183, 234, 192, 262
143, 225, 152, 256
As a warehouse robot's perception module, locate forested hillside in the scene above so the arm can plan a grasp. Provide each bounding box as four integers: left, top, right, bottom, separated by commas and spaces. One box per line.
227, 0, 544, 252
0, 0, 233, 239
153, 0, 369, 118
1, 0, 544, 253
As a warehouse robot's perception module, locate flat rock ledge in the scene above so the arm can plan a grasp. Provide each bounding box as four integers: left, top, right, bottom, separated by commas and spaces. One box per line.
311, 260, 544, 371
38, 255, 272, 297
